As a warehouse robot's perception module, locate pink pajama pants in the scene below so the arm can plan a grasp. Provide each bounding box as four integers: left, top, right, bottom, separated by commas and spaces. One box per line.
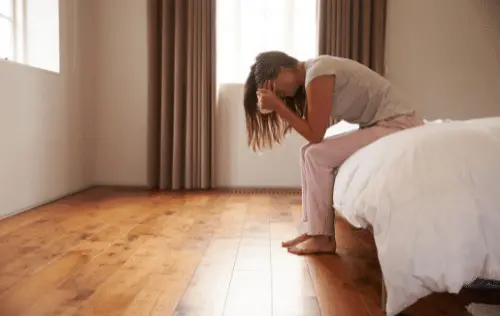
298, 112, 425, 236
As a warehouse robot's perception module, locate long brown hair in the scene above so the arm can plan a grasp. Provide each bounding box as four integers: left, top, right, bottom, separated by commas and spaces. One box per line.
243, 51, 307, 151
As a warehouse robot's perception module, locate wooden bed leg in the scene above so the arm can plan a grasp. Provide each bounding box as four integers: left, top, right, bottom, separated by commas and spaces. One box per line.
381, 281, 387, 312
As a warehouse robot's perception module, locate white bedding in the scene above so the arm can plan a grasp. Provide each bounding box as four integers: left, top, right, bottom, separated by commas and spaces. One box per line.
332, 117, 500, 315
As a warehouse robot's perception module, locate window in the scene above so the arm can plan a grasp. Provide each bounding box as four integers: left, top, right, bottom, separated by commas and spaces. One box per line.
216, 0, 318, 84
0, 0, 59, 73
0, 0, 14, 60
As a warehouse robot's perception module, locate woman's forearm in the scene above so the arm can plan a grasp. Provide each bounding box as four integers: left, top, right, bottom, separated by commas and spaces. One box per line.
275, 102, 323, 143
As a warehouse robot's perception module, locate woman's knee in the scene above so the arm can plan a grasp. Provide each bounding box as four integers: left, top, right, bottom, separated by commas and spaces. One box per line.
300, 143, 312, 164
302, 141, 348, 169
302, 142, 325, 164
300, 143, 311, 156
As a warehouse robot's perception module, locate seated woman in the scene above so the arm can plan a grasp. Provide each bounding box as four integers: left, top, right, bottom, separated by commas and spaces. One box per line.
243, 51, 424, 255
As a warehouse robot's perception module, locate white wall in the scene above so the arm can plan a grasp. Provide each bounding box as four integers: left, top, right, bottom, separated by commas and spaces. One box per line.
79, 0, 307, 189
79, 0, 500, 189
385, 0, 500, 120
1, 0, 496, 213
79, 0, 98, 186
86, 0, 150, 187
7, 0, 494, 207
216, 0, 500, 188
0, 0, 88, 218
214, 84, 307, 188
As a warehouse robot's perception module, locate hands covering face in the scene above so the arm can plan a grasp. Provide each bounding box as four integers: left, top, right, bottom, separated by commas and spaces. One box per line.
256, 80, 282, 114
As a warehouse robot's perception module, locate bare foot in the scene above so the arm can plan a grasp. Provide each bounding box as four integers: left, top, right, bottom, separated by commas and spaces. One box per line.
281, 234, 311, 247
287, 236, 336, 255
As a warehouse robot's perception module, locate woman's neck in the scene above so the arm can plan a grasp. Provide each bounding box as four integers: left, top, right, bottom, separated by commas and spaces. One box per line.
296, 62, 307, 85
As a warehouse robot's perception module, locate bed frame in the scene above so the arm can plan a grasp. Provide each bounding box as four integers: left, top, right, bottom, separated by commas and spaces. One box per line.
380, 280, 500, 313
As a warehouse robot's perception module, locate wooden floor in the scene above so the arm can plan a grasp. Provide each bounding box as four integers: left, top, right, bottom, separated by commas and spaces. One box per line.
0, 188, 474, 316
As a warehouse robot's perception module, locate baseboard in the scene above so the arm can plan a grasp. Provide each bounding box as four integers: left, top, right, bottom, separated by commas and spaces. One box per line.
90, 185, 301, 195
89, 184, 152, 192
0, 185, 94, 220
212, 187, 301, 195
1, 185, 302, 221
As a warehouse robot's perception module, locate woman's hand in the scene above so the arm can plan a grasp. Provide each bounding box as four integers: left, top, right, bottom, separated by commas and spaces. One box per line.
256, 80, 283, 113
269, 74, 335, 144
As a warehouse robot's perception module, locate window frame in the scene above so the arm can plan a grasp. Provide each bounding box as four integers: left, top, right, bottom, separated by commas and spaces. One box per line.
1, 0, 28, 63
0, 9, 14, 60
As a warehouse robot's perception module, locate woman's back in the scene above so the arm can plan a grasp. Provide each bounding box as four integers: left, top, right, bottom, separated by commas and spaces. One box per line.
304, 55, 416, 127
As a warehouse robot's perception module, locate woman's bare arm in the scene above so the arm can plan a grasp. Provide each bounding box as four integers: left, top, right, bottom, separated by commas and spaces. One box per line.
274, 75, 335, 143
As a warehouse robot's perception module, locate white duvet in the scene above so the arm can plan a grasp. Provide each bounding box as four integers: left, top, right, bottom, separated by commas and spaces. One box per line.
332, 117, 500, 315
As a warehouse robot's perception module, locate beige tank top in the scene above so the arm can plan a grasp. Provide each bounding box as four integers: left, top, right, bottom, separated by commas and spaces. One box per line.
304, 55, 416, 127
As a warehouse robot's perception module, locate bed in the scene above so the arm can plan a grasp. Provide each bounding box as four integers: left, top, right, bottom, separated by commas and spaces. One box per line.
330, 117, 500, 315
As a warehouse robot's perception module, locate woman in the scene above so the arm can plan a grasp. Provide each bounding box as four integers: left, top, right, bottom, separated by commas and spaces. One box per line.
243, 51, 424, 255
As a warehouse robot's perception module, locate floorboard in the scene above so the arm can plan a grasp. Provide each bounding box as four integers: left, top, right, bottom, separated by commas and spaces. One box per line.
0, 188, 474, 315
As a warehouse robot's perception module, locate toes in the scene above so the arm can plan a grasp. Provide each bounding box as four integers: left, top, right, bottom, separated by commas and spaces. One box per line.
281, 234, 310, 248
286, 239, 337, 256
287, 246, 309, 255
282, 239, 301, 247
288, 246, 336, 255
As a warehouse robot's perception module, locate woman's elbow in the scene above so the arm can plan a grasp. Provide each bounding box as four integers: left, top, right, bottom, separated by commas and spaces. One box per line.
308, 134, 324, 144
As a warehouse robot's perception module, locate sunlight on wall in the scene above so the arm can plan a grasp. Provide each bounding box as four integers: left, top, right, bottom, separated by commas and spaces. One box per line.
216, 0, 317, 84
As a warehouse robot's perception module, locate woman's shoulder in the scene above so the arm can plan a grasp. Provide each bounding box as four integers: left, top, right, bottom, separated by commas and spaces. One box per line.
306, 55, 344, 68
304, 55, 348, 85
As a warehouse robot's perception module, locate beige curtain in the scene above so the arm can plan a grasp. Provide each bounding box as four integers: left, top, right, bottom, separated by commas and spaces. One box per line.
317, 0, 387, 75
147, 0, 216, 190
